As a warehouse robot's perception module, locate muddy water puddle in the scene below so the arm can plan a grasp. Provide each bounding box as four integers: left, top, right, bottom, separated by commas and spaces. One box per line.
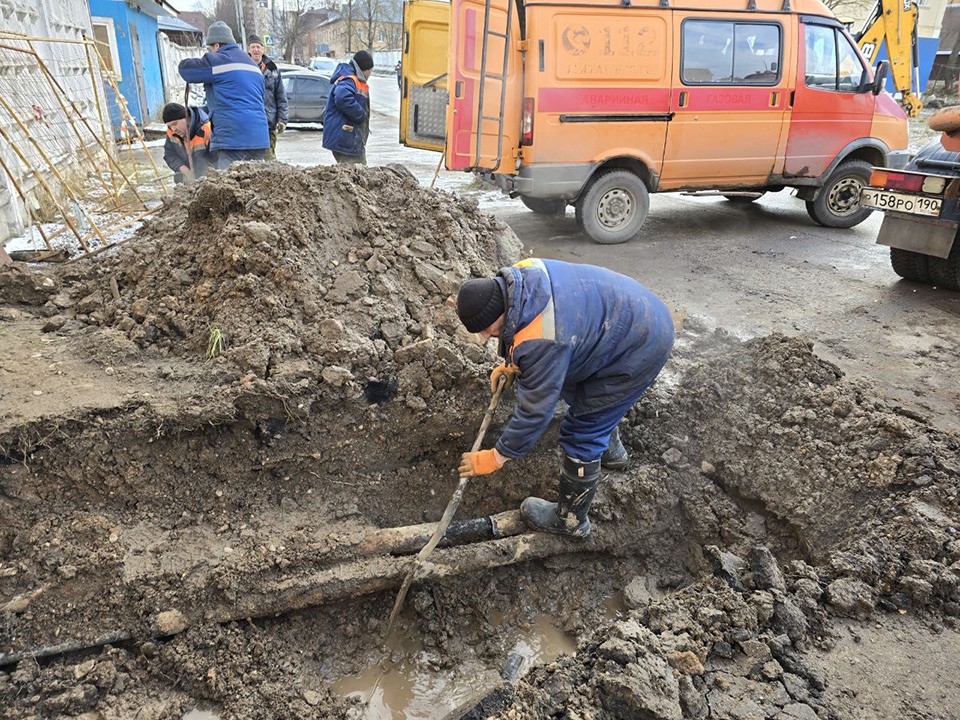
333, 614, 575, 719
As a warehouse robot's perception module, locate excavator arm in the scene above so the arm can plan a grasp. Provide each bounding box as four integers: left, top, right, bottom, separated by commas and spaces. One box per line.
855, 0, 922, 117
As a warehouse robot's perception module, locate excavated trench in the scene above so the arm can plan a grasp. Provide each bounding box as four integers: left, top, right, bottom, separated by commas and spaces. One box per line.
2, 165, 960, 720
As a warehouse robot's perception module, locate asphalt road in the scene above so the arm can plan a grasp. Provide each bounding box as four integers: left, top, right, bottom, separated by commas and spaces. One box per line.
276, 74, 960, 432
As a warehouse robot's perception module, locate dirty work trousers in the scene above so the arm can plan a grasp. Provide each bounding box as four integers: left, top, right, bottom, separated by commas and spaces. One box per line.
265, 127, 278, 160
557, 321, 674, 463
214, 149, 265, 170
332, 150, 366, 166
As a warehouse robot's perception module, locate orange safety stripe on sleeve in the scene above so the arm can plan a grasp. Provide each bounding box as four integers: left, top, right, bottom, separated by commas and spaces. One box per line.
337, 74, 370, 95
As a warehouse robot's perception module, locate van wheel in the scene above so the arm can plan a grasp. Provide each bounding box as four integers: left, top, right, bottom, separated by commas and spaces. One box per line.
575, 169, 649, 245
890, 248, 931, 284
723, 192, 765, 204
928, 244, 960, 291
805, 160, 873, 228
520, 196, 566, 215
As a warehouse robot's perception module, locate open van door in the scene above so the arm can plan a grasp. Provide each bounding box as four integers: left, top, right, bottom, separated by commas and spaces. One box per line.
400, 0, 450, 152
446, 0, 523, 174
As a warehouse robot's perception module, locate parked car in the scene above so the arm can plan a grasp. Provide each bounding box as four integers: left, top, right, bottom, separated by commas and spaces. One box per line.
281, 71, 330, 124
308, 56, 339, 77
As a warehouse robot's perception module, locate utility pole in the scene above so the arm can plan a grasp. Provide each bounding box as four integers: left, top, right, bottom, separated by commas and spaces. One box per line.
237, 0, 247, 43
347, 0, 353, 53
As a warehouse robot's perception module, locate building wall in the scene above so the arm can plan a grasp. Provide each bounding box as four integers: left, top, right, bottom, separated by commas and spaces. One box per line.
315, 18, 402, 59
0, 0, 110, 245
88, 0, 165, 123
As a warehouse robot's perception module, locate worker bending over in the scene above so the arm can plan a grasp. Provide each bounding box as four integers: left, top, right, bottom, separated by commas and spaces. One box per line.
456, 259, 674, 538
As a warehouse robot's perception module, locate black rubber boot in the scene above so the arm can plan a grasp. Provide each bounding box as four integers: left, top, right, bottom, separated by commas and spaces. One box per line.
521, 456, 600, 539
601, 425, 630, 471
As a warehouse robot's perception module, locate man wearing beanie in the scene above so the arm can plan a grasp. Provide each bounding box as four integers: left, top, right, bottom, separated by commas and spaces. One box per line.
161, 102, 213, 182
322, 50, 374, 164
178, 20, 269, 169
456, 259, 674, 539
248, 34, 287, 160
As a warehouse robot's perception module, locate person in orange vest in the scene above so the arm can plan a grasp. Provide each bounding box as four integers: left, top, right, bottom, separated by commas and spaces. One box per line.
162, 103, 213, 183
322, 50, 373, 165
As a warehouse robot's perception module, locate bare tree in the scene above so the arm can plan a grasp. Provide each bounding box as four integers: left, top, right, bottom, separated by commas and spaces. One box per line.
208, 0, 243, 42
271, 0, 325, 62
347, 0, 402, 53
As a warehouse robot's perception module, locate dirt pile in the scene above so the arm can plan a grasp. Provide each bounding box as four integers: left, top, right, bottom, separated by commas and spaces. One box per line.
3, 165, 960, 719
464, 331, 960, 719
60, 163, 521, 409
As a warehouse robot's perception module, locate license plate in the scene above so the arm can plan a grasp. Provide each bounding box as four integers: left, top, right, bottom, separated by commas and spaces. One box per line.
860, 188, 942, 218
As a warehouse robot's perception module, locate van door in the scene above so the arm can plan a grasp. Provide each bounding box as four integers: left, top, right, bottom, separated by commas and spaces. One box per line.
446, 0, 523, 173
660, 14, 792, 188
784, 19, 873, 178
400, 0, 450, 152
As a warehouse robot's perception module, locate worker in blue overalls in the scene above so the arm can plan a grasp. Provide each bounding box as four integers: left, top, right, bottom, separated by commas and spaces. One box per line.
456, 259, 674, 539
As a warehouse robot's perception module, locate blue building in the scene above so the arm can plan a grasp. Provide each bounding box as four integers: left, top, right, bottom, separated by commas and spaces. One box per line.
87, 0, 176, 125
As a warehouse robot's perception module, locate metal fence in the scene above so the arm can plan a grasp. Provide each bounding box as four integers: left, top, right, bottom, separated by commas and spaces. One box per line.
0, 31, 167, 259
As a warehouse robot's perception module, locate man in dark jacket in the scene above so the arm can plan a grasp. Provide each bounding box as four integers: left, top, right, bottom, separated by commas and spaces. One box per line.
456, 259, 675, 539
178, 21, 269, 169
322, 50, 373, 165
161, 102, 213, 182
248, 34, 288, 160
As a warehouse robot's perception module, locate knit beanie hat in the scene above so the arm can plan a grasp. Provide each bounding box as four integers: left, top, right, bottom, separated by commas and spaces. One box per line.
205, 21, 235, 46
162, 103, 187, 123
247, 34, 264, 46
353, 50, 374, 71
457, 278, 505, 333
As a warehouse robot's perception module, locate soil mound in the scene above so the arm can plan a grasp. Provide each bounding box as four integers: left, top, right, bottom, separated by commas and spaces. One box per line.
66, 163, 521, 408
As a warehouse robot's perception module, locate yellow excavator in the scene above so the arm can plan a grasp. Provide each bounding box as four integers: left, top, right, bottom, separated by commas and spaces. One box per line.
855, 0, 922, 117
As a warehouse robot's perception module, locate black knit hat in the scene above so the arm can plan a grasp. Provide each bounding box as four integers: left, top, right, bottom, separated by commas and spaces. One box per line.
162, 103, 187, 123
457, 278, 505, 333
247, 34, 264, 46
353, 50, 374, 71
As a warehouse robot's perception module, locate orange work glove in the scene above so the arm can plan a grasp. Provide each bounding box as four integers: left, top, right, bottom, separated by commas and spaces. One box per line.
459, 449, 505, 477
490, 361, 520, 394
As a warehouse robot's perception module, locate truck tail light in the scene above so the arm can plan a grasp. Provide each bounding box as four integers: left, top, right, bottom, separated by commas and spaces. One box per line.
869, 169, 925, 193
521, 97, 534, 146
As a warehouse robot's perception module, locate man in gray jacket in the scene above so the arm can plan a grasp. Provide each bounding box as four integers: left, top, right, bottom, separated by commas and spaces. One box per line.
248, 35, 288, 160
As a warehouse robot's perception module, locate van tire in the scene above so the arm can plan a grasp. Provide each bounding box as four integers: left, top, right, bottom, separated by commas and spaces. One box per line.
521, 196, 567, 216
890, 248, 931, 284
805, 160, 873, 228
575, 170, 649, 245
928, 244, 960, 291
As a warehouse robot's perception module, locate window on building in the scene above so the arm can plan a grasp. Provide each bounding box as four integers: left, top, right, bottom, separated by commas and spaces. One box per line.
90, 16, 122, 81
681, 20, 782, 85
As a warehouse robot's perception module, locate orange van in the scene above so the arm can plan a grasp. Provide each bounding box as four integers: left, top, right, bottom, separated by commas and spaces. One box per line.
401, 0, 909, 244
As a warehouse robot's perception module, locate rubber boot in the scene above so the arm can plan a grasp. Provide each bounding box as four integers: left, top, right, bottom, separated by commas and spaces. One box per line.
601, 425, 630, 471
520, 456, 600, 539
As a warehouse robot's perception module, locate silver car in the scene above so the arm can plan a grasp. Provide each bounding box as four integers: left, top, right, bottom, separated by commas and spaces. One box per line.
281, 71, 330, 124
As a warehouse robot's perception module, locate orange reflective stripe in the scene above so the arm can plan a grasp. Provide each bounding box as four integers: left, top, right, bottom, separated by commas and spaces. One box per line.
508, 311, 546, 363
338, 74, 369, 95
190, 122, 211, 148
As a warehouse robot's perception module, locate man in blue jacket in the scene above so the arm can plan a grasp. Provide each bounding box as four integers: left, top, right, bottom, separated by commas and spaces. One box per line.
178, 21, 269, 169
456, 259, 674, 539
322, 50, 373, 165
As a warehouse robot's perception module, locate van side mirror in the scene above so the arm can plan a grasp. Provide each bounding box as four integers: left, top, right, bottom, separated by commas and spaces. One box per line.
872, 60, 889, 95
